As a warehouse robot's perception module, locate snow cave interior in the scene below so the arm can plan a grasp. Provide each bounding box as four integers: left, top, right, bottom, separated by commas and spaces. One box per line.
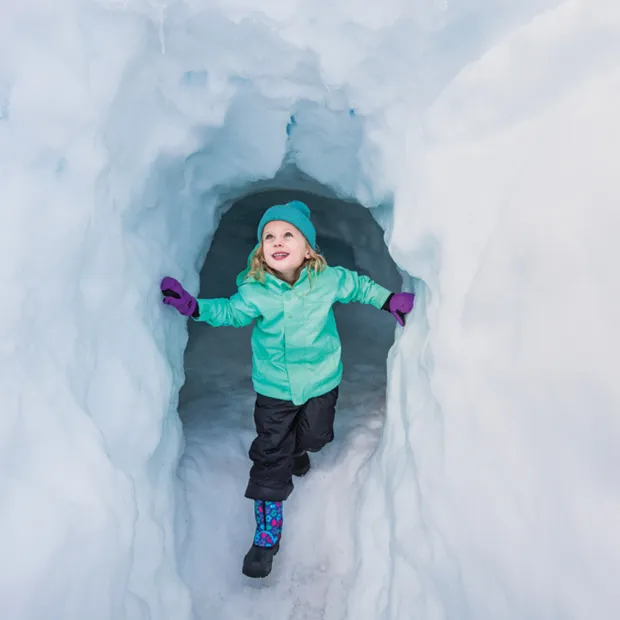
177, 182, 405, 612
2, 1, 619, 620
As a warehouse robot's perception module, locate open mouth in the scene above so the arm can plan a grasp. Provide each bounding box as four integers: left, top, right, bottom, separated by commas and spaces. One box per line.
272, 252, 289, 261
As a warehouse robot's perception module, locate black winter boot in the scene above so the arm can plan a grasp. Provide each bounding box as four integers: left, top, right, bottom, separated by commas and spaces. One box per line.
242, 541, 280, 578
242, 500, 283, 578
292, 452, 310, 477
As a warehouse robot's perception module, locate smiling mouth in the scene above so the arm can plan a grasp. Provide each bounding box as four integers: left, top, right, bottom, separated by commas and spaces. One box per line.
272, 252, 289, 261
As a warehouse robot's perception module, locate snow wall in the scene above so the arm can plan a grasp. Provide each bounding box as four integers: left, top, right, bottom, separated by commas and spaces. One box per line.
1, 1, 619, 619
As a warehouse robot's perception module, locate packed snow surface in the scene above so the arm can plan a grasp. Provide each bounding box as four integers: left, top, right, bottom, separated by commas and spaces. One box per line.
0, 0, 619, 619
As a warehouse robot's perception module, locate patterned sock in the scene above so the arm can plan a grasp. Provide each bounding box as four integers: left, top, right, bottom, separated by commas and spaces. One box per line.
253, 500, 284, 548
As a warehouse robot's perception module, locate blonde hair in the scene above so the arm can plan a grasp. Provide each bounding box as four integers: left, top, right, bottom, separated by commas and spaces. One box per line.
247, 242, 327, 284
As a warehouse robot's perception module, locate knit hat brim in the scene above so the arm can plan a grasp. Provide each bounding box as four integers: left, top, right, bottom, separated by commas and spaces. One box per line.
257, 201, 317, 249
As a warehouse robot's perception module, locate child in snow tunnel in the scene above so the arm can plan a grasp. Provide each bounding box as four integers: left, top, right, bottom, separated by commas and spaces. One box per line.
160, 200, 414, 579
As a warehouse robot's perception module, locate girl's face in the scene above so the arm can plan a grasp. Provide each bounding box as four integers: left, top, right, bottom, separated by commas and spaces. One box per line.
262, 220, 311, 283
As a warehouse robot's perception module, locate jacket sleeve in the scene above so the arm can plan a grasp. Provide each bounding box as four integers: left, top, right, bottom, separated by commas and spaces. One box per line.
332, 266, 392, 310
193, 287, 261, 327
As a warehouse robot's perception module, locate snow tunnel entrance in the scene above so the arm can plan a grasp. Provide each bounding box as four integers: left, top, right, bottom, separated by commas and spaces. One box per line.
175, 187, 402, 605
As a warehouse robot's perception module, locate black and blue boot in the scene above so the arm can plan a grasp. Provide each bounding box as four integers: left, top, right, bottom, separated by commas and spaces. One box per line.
242, 500, 283, 578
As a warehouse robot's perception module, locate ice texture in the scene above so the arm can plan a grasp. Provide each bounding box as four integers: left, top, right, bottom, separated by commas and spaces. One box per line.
0, 0, 618, 619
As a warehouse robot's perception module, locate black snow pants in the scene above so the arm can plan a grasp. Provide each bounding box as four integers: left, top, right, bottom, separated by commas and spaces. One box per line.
244, 386, 339, 502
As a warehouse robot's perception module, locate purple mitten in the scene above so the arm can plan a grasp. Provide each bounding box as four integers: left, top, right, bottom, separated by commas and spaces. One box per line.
387, 292, 415, 326
160, 276, 197, 317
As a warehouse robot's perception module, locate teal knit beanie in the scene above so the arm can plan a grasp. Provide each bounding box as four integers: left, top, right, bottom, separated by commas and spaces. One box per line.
257, 200, 317, 249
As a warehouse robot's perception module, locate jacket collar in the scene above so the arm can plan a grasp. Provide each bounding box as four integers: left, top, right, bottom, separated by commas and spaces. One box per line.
264, 266, 309, 291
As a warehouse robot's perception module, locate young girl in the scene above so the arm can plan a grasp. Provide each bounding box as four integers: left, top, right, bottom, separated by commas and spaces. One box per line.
161, 200, 414, 578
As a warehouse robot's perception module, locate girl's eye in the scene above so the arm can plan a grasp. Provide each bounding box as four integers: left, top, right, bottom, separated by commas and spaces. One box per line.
284, 232, 293, 238
264, 234, 273, 240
